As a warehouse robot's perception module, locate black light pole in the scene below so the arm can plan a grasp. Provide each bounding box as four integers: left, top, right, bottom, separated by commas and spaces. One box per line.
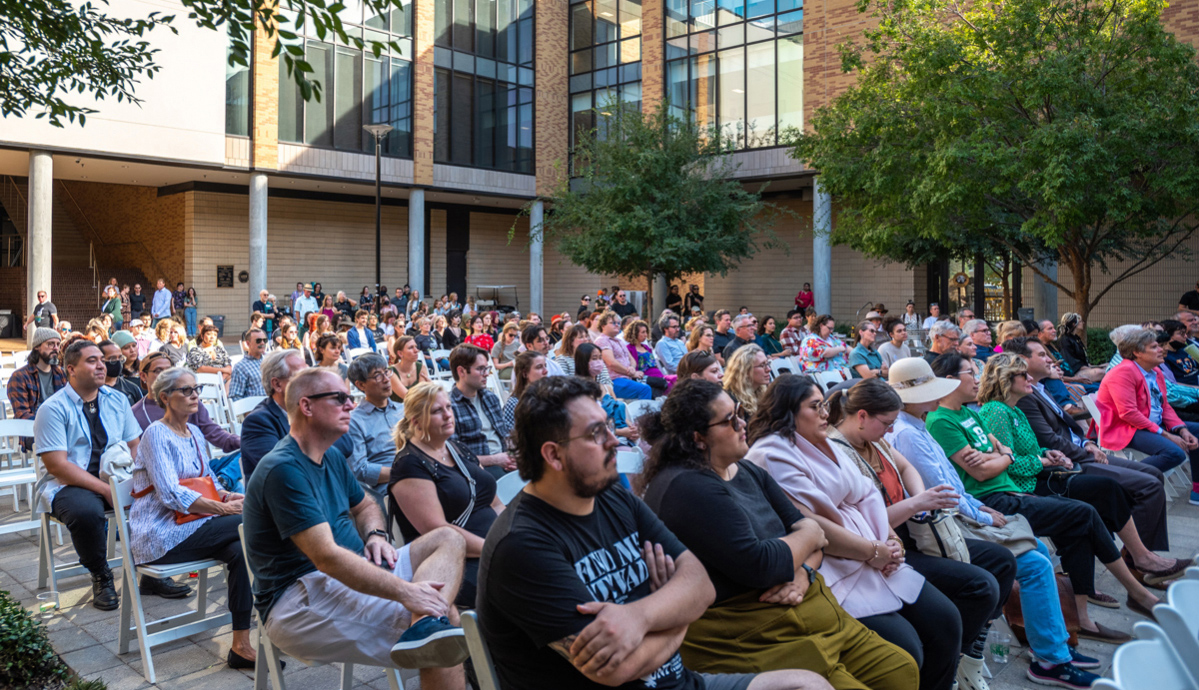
363, 123, 394, 294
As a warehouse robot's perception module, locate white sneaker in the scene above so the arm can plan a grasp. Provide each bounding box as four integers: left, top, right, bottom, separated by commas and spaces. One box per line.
957, 654, 991, 690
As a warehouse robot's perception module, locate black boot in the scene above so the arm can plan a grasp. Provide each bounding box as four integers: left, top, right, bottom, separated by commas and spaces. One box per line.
91, 569, 119, 611
139, 575, 193, 599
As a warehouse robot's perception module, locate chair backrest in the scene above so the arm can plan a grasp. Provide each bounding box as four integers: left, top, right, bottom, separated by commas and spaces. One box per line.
487, 371, 508, 403
495, 471, 528, 505
1154, 580, 1199, 682
1092, 629, 1196, 690
348, 347, 372, 360
0, 419, 36, 439
769, 358, 794, 379
616, 448, 644, 474
623, 398, 662, 426
13, 351, 30, 368
813, 370, 843, 393
231, 395, 267, 419
461, 611, 501, 690
237, 523, 256, 587
108, 477, 137, 567
1081, 394, 1107, 446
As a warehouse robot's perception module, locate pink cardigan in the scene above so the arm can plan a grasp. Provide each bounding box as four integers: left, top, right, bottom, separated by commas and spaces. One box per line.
1095, 359, 1183, 450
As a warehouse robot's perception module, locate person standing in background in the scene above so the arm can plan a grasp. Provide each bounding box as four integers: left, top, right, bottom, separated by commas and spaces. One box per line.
795, 282, 815, 310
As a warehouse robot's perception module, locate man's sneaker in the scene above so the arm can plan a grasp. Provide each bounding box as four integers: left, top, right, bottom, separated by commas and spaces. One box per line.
1190, 490, 1199, 506
91, 569, 119, 611
1027, 662, 1101, 689
390, 616, 469, 668
1068, 648, 1101, 669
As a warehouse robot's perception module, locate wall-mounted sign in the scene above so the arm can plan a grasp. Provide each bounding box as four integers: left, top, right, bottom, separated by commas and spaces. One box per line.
238, 270, 249, 284
952, 271, 970, 287
216, 265, 234, 288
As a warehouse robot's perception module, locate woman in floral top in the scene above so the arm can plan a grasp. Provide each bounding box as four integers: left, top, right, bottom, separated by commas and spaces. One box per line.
800, 314, 850, 374
185, 324, 232, 382
975, 353, 1186, 586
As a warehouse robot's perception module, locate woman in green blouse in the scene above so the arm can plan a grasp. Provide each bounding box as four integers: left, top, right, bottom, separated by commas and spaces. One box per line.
976, 353, 1186, 582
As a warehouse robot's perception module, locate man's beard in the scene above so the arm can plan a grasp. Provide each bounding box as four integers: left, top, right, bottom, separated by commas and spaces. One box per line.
563, 447, 619, 499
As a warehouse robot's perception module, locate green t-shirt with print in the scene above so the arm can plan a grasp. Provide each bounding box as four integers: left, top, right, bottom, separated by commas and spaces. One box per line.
925, 405, 1023, 498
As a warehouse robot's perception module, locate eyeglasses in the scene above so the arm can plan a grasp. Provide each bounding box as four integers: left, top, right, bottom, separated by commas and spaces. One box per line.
566, 418, 616, 445
102, 355, 126, 363
167, 385, 201, 398
707, 403, 745, 429
307, 391, 352, 405
752, 361, 770, 371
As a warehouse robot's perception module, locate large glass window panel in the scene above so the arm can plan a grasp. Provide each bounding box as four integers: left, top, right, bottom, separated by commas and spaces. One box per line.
778, 0, 800, 11
666, 0, 688, 37
777, 9, 801, 33
746, 41, 775, 146
497, 0, 515, 61
518, 17, 534, 64
595, 42, 617, 69
571, 3, 593, 49
476, 78, 496, 167
691, 53, 716, 130
717, 0, 743, 25
667, 58, 689, 120
451, 72, 474, 164
434, 68, 451, 161
691, 0, 716, 31
620, 37, 640, 62
746, 0, 772, 17
454, 0, 474, 50
225, 37, 250, 136
572, 50, 593, 74
620, 0, 642, 37
776, 34, 803, 135
334, 48, 363, 149
718, 22, 743, 47
718, 48, 745, 146
393, 0, 413, 35
477, 0, 495, 57
745, 16, 775, 41
595, 0, 618, 43
304, 42, 334, 147
435, 0, 451, 45
277, 59, 303, 142
518, 99, 533, 173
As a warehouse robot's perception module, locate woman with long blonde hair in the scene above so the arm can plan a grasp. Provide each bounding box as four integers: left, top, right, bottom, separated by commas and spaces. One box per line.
722, 344, 771, 419
388, 382, 504, 607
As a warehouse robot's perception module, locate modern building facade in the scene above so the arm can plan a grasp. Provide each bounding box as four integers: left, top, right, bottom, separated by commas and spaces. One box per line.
1, 0, 1197, 337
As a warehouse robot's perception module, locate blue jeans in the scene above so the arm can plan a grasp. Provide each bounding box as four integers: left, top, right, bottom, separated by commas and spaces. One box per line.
185, 307, 197, 337
1128, 422, 1199, 477
1015, 541, 1071, 666
611, 377, 652, 400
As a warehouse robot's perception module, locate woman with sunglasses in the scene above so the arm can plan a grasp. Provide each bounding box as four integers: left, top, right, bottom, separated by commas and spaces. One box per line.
926, 352, 1165, 642
745, 374, 960, 690
131, 353, 242, 453
828, 379, 1016, 690
640, 379, 919, 690
128, 366, 255, 668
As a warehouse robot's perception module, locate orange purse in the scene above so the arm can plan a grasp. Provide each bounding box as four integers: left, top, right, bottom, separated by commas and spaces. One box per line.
131, 434, 223, 524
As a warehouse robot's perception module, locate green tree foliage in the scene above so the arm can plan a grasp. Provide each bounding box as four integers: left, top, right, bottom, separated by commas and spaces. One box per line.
1, 0, 403, 126
527, 100, 788, 314
791, 0, 1199, 325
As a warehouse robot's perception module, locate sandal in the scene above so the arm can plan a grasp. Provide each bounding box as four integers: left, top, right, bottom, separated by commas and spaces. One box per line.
1075, 623, 1131, 644
1086, 591, 1119, 608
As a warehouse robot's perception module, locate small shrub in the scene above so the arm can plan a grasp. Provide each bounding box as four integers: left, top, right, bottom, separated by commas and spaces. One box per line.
0, 589, 68, 689
1086, 327, 1115, 365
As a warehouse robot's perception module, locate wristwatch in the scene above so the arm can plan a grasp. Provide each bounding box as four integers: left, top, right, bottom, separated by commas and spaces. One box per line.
801, 563, 817, 584
365, 529, 389, 542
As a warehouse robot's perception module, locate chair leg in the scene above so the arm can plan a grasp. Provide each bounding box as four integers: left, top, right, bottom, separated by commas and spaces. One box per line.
340, 662, 354, 690
38, 514, 54, 591
386, 668, 404, 690
197, 570, 208, 616
254, 631, 270, 690
54, 522, 63, 546
263, 637, 288, 690
118, 569, 133, 655
127, 569, 158, 684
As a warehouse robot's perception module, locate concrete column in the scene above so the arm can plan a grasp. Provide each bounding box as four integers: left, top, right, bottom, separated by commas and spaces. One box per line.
812, 177, 833, 316
1032, 261, 1059, 323
529, 200, 544, 316
249, 172, 269, 304
26, 150, 52, 347
408, 188, 426, 294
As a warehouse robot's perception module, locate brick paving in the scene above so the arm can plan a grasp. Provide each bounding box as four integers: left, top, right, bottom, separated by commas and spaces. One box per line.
1, 476, 1195, 689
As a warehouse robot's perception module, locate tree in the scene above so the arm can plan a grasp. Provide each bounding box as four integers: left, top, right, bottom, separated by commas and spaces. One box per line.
791, 0, 1199, 327
2, 0, 403, 126
523, 100, 788, 317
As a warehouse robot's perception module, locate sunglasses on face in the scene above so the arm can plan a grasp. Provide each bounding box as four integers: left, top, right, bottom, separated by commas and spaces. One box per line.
251, 338, 267, 344
307, 391, 352, 405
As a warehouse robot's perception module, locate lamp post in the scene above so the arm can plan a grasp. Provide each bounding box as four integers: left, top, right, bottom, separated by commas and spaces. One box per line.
363, 123, 394, 294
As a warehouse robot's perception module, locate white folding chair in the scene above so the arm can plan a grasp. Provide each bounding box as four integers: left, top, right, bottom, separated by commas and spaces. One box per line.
36, 454, 120, 590
232, 395, 267, 421
1092, 621, 1196, 690
616, 448, 644, 475
430, 350, 453, 380
495, 472, 528, 505
348, 347, 373, 360
229, 354, 245, 366
1152, 580, 1199, 683
813, 370, 844, 393
487, 371, 509, 404
623, 398, 662, 426
110, 478, 231, 684
0, 419, 39, 534
13, 350, 30, 368
237, 525, 411, 690
769, 358, 795, 379
461, 611, 501, 690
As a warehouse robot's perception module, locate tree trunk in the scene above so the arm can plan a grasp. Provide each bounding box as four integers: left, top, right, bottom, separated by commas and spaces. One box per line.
1071, 258, 1093, 344
645, 270, 655, 319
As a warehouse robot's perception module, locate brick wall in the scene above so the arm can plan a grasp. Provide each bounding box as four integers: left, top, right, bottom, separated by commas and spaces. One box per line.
252, 12, 280, 170
185, 191, 409, 334
535, 0, 569, 197
641, 0, 664, 112
802, 0, 876, 127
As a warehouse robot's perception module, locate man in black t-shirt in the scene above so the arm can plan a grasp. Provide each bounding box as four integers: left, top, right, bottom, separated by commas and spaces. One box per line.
479, 377, 828, 690
1180, 281, 1199, 316
611, 289, 639, 319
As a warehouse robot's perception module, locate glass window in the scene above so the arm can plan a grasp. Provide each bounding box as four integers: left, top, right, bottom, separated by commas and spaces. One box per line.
335, 48, 364, 149
278, 60, 303, 142
569, 0, 642, 153
717, 48, 744, 146
746, 40, 774, 147
225, 31, 251, 136
777, 34, 803, 134
305, 42, 334, 147
434, 68, 451, 161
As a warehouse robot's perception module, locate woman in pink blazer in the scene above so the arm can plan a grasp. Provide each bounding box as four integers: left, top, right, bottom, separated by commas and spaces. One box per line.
1096, 329, 1199, 505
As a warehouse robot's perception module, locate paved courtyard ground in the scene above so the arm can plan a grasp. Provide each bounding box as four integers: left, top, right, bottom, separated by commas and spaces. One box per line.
2, 474, 1195, 689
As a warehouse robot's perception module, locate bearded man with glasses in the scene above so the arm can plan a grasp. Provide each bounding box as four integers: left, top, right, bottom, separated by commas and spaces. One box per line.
243, 367, 471, 685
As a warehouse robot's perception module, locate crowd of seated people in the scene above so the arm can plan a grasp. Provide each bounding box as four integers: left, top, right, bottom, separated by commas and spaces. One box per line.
18, 282, 1199, 690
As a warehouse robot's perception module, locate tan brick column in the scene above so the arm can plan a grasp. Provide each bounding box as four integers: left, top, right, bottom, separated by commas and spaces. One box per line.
535, 0, 569, 197
412, 0, 436, 186
641, 0, 663, 114
252, 6, 280, 170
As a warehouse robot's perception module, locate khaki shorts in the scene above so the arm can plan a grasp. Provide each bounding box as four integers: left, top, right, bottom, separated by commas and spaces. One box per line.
264, 544, 414, 668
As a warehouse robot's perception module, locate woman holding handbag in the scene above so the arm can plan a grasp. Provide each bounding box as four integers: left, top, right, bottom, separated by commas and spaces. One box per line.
129, 367, 256, 669
883, 356, 1103, 687
827, 379, 1016, 690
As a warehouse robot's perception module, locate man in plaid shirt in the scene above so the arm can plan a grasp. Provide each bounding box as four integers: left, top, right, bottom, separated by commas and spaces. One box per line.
7, 329, 68, 449
780, 309, 808, 356
229, 328, 268, 400
447, 344, 514, 479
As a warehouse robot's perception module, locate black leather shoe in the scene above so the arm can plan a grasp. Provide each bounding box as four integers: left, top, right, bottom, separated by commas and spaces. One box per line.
139, 575, 193, 599
228, 649, 283, 670
92, 569, 119, 611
